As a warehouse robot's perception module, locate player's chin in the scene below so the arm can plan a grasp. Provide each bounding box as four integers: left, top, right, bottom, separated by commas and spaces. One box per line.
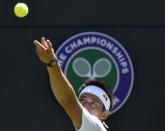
86, 108, 98, 116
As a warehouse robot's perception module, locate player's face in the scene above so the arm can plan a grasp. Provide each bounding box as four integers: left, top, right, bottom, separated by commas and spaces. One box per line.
78, 93, 106, 120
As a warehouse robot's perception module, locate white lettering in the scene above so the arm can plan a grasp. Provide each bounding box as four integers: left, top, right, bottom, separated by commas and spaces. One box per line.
112, 47, 118, 54
65, 46, 72, 54
77, 39, 84, 46
96, 38, 101, 44
121, 61, 127, 67
70, 42, 78, 50
116, 51, 123, 60
91, 37, 97, 44
59, 53, 67, 61
58, 60, 64, 67
106, 42, 114, 50
83, 37, 90, 44
122, 68, 129, 74
100, 39, 107, 46
119, 57, 125, 63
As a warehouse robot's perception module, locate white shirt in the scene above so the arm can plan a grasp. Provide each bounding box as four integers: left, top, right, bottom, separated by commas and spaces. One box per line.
77, 108, 107, 131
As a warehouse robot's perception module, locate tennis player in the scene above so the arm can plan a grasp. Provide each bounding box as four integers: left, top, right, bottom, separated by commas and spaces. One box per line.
34, 37, 113, 131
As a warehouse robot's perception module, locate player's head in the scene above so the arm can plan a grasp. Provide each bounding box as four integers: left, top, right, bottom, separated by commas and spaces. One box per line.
78, 79, 113, 121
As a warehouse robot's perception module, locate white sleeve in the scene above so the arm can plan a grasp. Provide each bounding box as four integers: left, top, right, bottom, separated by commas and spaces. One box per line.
77, 108, 107, 131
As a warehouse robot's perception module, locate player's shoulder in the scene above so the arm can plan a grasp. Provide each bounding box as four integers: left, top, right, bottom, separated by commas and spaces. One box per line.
77, 108, 107, 131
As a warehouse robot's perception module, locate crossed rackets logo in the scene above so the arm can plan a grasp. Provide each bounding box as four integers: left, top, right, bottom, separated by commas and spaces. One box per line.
72, 57, 120, 107
72, 57, 112, 79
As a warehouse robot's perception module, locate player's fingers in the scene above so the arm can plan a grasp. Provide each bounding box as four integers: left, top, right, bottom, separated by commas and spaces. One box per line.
36, 47, 48, 61
33, 40, 47, 51
46, 39, 52, 50
34, 39, 54, 60
41, 37, 48, 48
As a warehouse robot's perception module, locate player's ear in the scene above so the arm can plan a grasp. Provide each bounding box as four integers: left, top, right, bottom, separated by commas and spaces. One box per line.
101, 110, 111, 120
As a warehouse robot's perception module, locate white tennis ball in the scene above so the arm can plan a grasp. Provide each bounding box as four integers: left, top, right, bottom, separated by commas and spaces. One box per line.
14, 3, 29, 18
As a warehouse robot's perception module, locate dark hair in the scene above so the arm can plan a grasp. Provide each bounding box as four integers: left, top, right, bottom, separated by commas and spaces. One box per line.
78, 79, 114, 111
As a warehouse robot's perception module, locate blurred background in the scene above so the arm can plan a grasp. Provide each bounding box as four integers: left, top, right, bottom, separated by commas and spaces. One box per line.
0, 0, 165, 131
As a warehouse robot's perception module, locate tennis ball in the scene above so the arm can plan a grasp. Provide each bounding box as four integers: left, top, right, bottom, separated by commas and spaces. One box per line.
14, 3, 29, 18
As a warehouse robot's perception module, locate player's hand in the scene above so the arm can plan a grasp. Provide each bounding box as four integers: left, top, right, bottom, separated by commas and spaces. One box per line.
33, 37, 56, 64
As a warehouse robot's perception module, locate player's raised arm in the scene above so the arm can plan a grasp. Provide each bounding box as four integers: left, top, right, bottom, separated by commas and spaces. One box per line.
33, 37, 82, 128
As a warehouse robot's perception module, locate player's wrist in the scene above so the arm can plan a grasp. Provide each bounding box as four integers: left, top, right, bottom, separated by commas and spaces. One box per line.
44, 58, 58, 67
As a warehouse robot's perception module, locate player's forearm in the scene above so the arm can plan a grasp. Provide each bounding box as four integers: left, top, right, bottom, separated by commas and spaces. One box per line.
47, 64, 77, 107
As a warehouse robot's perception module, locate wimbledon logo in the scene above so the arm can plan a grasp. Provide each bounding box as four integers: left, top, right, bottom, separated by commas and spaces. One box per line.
56, 32, 134, 114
